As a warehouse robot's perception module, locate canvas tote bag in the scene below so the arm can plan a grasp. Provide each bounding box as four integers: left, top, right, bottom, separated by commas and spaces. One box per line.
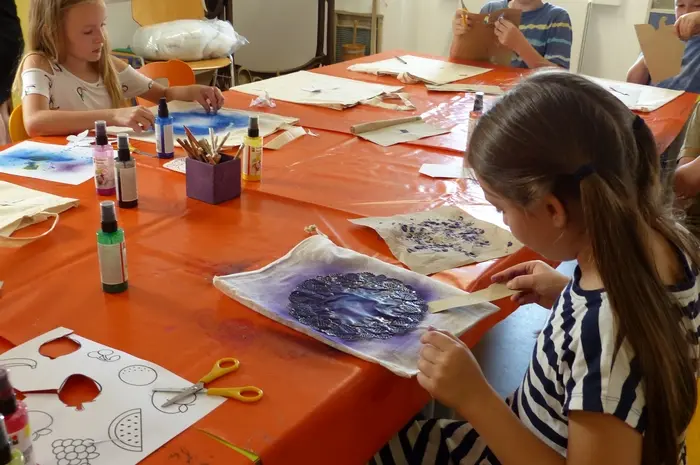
0, 181, 79, 248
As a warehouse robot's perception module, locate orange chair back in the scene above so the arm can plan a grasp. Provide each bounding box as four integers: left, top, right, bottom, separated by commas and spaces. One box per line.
136, 60, 196, 107
8, 104, 29, 143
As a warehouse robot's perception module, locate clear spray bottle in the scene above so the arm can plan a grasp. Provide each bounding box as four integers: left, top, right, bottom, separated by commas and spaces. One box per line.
96, 201, 128, 293
115, 134, 138, 209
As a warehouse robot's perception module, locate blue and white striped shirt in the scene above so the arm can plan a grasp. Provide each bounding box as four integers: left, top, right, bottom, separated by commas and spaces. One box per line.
481, 1, 573, 69
511, 259, 700, 463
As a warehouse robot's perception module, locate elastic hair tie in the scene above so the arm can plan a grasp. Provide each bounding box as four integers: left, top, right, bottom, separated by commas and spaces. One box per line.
633, 115, 645, 130
571, 164, 595, 182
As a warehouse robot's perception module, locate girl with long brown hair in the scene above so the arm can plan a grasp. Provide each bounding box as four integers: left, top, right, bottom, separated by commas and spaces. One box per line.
372, 71, 700, 465
16, 0, 224, 137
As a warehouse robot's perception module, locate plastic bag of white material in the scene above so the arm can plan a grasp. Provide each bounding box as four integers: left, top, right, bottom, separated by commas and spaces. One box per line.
132, 19, 248, 61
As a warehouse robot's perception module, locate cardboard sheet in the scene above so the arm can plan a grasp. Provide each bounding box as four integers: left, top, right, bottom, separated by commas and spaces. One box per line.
348, 55, 492, 85
585, 75, 684, 112
355, 119, 452, 147
213, 235, 499, 377
0, 328, 226, 465
108, 102, 298, 148
635, 18, 684, 83
264, 126, 308, 150
419, 163, 471, 179
426, 84, 504, 95
350, 206, 522, 275
234, 71, 403, 110
429, 283, 517, 313
457, 8, 522, 66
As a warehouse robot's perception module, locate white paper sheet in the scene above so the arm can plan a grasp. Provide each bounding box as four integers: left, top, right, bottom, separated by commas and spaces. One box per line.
107, 102, 298, 148
348, 55, 492, 85
584, 76, 684, 112
264, 126, 308, 150
163, 158, 186, 174
0, 328, 226, 465
213, 235, 499, 377
234, 71, 403, 110
357, 120, 452, 147
426, 84, 504, 95
419, 163, 471, 179
350, 206, 522, 275
0, 142, 95, 185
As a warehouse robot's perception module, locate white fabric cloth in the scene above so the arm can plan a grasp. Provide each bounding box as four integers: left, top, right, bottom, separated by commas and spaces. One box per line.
350, 206, 522, 275
21, 61, 153, 111
213, 235, 499, 377
0, 181, 79, 247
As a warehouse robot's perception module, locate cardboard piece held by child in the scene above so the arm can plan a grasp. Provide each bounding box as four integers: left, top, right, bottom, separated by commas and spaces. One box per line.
459, 8, 522, 66
635, 18, 684, 83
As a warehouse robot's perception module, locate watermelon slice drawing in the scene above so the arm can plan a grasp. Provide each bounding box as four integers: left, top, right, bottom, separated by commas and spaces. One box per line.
108, 408, 143, 452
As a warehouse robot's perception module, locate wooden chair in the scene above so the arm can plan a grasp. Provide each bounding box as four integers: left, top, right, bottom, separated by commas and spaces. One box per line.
131, 0, 236, 87
136, 59, 196, 107
8, 104, 29, 143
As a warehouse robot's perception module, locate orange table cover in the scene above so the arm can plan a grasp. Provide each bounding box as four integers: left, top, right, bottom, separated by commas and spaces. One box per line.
0, 50, 693, 465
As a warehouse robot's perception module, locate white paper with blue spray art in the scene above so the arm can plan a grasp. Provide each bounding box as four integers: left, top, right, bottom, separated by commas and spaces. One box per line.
109, 101, 299, 148
213, 235, 499, 377
0, 141, 95, 185
350, 206, 522, 275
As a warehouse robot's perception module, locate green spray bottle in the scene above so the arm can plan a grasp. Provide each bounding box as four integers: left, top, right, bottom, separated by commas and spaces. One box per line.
96, 201, 128, 293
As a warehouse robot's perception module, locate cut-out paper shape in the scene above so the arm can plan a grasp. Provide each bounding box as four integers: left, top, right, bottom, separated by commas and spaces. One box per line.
108, 409, 143, 452
584, 75, 684, 112
58, 374, 102, 411
635, 18, 685, 83
28, 410, 54, 441
87, 349, 121, 362
151, 391, 197, 415
52, 438, 99, 465
118, 365, 158, 387
0, 358, 37, 370
348, 55, 492, 85
457, 8, 522, 66
40, 335, 81, 360
289, 272, 428, 341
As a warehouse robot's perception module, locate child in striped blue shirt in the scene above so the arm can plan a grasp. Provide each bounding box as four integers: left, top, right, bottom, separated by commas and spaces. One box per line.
372, 72, 700, 465
450, 0, 573, 69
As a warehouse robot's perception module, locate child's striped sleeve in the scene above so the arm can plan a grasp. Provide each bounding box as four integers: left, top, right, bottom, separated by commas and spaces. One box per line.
544, 11, 573, 69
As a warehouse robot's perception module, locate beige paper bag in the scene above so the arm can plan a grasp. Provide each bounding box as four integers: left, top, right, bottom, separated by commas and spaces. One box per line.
0, 181, 79, 248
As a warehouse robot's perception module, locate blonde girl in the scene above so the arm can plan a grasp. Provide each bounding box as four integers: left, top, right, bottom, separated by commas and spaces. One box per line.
18, 0, 225, 137
373, 72, 700, 465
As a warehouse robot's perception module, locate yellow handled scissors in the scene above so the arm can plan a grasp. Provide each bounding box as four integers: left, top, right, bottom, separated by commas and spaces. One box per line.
153, 358, 263, 408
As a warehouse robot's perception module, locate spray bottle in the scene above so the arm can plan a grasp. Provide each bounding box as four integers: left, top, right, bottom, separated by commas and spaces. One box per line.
464, 92, 484, 171
242, 116, 262, 182
155, 97, 174, 159
115, 134, 138, 209
93, 120, 116, 196
96, 201, 128, 293
0, 416, 23, 465
0, 370, 33, 465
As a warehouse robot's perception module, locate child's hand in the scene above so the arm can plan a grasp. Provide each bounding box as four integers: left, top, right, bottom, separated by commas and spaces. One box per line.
111, 106, 155, 132
494, 17, 528, 54
453, 9, 473, 36
190, 85, 225, 114
491, 261, 569, 308
676, 11, 700, 40
675, 161, 700, 199
418, 329, 490, 416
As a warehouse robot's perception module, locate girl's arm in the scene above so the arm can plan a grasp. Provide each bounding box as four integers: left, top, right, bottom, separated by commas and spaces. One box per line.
626, 56, 650, 85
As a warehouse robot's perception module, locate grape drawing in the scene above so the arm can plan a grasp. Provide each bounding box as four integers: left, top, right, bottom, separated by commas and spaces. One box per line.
52, 438, 99, 465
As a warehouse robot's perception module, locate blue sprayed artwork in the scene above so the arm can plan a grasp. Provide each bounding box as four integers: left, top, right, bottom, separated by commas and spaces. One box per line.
399, 216, 491, 257
288, 272, 428, 341
0, 141, 95, 185
170, 110, 250, 137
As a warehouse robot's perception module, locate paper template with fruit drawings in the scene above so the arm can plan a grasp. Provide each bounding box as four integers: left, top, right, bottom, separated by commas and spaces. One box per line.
0, 328, 225, 465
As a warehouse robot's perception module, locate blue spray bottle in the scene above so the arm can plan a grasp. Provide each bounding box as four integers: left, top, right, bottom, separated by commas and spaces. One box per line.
155, 97, 174, 159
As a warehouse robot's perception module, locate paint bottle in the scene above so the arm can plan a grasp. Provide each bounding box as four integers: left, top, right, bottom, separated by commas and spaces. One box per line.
0, 370, 33, 465
97, 201, 128, 293
115, 134, 138, 209
0, 416, 24, 465
93, 120, 116, 196
155, 97, 174, 159
242, 116, 262, 182
464, 92, 484, 170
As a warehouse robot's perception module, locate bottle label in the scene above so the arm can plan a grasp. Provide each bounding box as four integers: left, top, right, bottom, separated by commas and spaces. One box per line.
93, 155, 116, 190
97, 242, 128, 285
243, 145, 262, 180
156, 123, 174, 156
116, 165, 138, 203
10, 424, 36, 465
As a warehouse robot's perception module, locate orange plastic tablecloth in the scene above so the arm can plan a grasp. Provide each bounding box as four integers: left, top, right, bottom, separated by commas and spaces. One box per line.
226, 50, 697, 155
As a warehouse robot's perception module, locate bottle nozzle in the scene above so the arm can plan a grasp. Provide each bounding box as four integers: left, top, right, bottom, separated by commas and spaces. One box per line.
248, 116, 259, 137
158, 97, 169, 118
95, 120, 108, 146
474, 92, 484, 112
100, 200, 118, 233
117, 134, 131, 162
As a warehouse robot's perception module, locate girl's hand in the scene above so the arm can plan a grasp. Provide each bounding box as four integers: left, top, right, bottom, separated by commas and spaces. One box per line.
453, 9, 473, 36
491, 261, 569, 308
111, 106, 155, 132
169, 85, 225, 113
675, 11, 700, 40
418, 329, 490, 416
494, 18, 528, 54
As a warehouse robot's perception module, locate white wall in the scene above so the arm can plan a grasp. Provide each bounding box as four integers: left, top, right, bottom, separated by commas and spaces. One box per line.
105, 0, 139, 50
579, 1, 650, 80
